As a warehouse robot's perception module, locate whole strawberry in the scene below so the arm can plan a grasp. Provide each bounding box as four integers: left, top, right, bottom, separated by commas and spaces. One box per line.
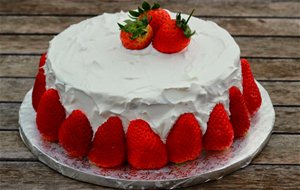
203, 103, 234, 151
241, 58, 262, 116
129, 1, 171, 33
166, 113, 202, 163
36, 89, 66, 142
88, 116, 126, 168
152, 10, 195, 53
118, 17, 153, 50
126, 119, 168, 169
229, 86, 251, 138
32, 68, 46, 111
59, 110, 93, 158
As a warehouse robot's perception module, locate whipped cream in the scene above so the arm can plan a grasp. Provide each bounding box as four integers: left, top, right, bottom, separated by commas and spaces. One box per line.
45, 11, 241, 142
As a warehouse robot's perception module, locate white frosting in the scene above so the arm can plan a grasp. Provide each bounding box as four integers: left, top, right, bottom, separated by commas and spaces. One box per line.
45, 11, 241, 142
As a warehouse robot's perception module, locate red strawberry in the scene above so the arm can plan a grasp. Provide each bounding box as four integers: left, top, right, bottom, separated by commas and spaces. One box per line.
166, 113, 202, 163
241, 58, 262, 116
36, 89, 66, 142
203, 103, 234, 151
88, 116, 126, 168
229, 86, 251, 138
152, 10, 195, 54
143, 8, 171, 32
118, 17, 153, 50
129, 2, 171, 33
58, 110, 93, 158
32, 68, 46, 111
39, 52, 47, 68
126, 119, 168, 169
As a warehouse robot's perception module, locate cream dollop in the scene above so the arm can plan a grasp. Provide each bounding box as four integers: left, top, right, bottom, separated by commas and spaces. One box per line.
45, 11, 241, 142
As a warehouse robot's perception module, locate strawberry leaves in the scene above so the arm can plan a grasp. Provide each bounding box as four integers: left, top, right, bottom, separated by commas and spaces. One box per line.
128, 1, 160, 18
176, 9, 196, 38
118, 17, 149, 40
142, 1, 151, 11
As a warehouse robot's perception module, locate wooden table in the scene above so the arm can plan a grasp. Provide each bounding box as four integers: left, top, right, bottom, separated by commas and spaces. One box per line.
0, 0, 299, 189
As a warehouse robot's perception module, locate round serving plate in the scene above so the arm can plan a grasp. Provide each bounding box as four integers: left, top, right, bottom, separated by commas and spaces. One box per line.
19, 83, 275, 189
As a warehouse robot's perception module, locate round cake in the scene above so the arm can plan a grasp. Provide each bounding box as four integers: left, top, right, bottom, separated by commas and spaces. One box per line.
32, 3, 262, 170
46, 11, 240, 140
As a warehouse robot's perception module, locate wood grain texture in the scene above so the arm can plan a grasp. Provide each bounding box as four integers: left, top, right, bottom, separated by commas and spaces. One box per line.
0, 103, 20, 130
0, 0, 299, 17
274, 107, 300, 134
0, 162, 299, 190
0, 78, 33, 102
0, 55, 39, 77
236, 37, 300, 58
0, 162, 106, 190
187, 165, 300, 190
1, 56, 300, 80
1, 103, 299, 133
261, 82, 300, 105
1, 78, 299, 105
0, 131, 35, 160
249, 58, 300, 80
1, 35, 299, 58
1, 16, 300, 36
253, 134, 300, 165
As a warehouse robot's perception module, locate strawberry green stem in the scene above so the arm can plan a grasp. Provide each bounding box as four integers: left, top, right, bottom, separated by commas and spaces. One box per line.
185, 9, 195, 25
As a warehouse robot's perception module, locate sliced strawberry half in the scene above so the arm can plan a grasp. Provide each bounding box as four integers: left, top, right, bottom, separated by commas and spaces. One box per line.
166, 113, 202, 163
203, 103, 234, 151
229, 86, 251, 138
36, 89, 66, 142
88, 116, 126, 168
39, 52, 47, 68
241, 58, 262, 116
32, 68, 46, 111
58, 110, 93, 158
126, 119, 168, 169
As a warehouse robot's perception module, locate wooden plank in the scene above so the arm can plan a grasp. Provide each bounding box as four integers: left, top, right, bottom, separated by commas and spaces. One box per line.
252, 135, 300, 164
0, 35, 52, 55
0, 162, 104, 190
1, 56, 300, 80
1, 131, 299, 165
0, 16, 85, 35
0, 78, 33, 102
0, 0, 299, 17
211, 18, 300, 37
274, 107, 300, 134
0, 103, 20, 130
0, 55, 39, 77
236, 37, 300, 58
1, 78, 299, 105
0, 35, 299, 58
1, 103, 299, 133
249, 58, 300, 81
0, 162, 299, 189
1, 16, 300, 36
0, 131, 35, 160
197, 165, 300, 189
260, 82, 300, 105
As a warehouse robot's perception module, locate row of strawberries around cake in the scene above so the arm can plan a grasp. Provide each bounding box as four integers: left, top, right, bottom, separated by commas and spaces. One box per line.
32, 53, 261, 169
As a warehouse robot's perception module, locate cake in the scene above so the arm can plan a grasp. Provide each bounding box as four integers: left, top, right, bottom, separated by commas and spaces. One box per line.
31, 2, 262, 169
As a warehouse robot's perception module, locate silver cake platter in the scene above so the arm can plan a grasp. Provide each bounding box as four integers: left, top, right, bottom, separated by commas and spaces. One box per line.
19, 82, 275, 189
